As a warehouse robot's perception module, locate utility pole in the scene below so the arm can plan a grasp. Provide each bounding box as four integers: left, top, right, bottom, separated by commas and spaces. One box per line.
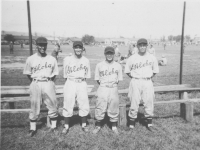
27, 0, 33, 55
179, 1, 186, 98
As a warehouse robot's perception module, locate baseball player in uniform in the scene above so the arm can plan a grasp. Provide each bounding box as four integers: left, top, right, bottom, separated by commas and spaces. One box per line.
51, 42, 62, 61
62, 41, 91, 134
93, 46, 123, 135
23, 37, 59, 137
125, 38, 159, 131
113, 44, 121, 63
148, 44, 156, 56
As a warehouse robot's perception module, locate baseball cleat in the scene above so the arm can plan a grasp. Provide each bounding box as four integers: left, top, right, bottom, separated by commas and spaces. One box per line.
129, 125, 135, 130
62, 128, 69, 135
82, 126, 89, 133
28, 130, 36, 137
146, 126, 154, 132
112, 128, 119, 135
92, 126, 101, 134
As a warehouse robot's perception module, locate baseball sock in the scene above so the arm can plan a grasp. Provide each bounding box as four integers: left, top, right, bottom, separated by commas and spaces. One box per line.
147, 117, 153, 127
64, 117, 70, 129
50, 117, 57, 128
112, 122, 117, 130
129, 119, 136, 129
95, 121, 101, 128
30, 120, 36, 131
81, 117, 87, 127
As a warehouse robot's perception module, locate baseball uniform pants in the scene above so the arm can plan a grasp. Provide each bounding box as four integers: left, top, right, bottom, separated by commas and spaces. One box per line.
63, 79, 89, 117
95, 86, 119, 122
29, 80, 58, 120
128, 78, 154, 119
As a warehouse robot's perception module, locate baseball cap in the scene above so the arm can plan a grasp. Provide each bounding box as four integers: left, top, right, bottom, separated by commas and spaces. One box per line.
36, 37, 48, 44
104, 46, 115, 54
73, 41, 83, 48
137, 38, 148, 45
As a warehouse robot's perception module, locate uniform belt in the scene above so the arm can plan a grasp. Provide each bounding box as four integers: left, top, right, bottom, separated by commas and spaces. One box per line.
133, 77, 151, 80
68, 78, 85, 83
33, 78, 51, 82
100, 84, 117, 88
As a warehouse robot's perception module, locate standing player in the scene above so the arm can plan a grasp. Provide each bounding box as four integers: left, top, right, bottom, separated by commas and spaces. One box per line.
9, 41, 14, 54
113, 44, 121, 62
51, 42, 62, 61
125, 38, 159, 131
62, 41, 91, 134
148, 44, 156, 56
93, 46, 123, 135
23, 37, 59, 137
163, 43, 166, 50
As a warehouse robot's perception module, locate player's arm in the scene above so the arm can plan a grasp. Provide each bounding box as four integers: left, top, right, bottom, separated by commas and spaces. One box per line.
94, 64, 100, 85
97, 80, 100, 85
51, 75, 56, 81
27, 75, 32, 82
151, 73, 157, 82
117, 64, 123, 83
126, 73, 132, 79
23, 58, 32, 82
124, 58, 132, 78
151, 56, 159, 81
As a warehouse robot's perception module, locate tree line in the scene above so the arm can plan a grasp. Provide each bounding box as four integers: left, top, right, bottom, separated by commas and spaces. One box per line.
167, 35, 191, 42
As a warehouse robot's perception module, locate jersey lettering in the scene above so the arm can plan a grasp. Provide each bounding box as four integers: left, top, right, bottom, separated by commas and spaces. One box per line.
99, 68, 119, 77
31, 62, 53, 73
65, 64, 88, 74
131, 60, 153, 70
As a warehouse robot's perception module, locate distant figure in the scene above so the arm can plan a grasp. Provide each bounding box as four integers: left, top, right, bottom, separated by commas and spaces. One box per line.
51, 43, 62, 61
113, 44, 121, 62
128, 44, 138, 57
128, 44, 133, 57
21, 41, 24, 48
158, 55, 167, 66
148, 44, 156, 56
82, 47, 86, 53
163, 43, 166, 50
9, 42, 14, 54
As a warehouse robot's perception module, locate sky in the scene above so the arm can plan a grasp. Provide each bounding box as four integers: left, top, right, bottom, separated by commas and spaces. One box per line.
1, 0, 200, 39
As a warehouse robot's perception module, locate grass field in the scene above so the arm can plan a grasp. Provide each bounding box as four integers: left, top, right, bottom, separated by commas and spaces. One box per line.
1, 44, 200, 150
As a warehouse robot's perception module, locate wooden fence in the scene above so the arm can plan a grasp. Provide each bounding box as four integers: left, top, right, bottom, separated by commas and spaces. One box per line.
1, 84, 200, 126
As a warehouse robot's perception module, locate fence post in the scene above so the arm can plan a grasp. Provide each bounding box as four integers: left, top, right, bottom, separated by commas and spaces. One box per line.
180, 92, 193, 122
119, 103, 127, 126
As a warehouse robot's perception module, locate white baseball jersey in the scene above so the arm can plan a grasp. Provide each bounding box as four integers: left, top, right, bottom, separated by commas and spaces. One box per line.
124, 53, 159, 78
23, 53, 59, 79
95, 61, 123, 86
63, 55, 91, 79
23, 53, 59, 121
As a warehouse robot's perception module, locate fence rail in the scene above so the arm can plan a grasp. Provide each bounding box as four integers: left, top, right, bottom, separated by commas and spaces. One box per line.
1, 84, 200, 126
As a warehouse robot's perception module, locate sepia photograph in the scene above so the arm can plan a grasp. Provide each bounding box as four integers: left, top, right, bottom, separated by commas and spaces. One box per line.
1, 0, 200, 149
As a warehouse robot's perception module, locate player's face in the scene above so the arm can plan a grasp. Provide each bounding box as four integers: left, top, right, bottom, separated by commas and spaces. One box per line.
105, 52, 114, 62
74, 46, 83, 57
54, 45, 61, 52
37, 43, 47, 54
138, 43, 147, 54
